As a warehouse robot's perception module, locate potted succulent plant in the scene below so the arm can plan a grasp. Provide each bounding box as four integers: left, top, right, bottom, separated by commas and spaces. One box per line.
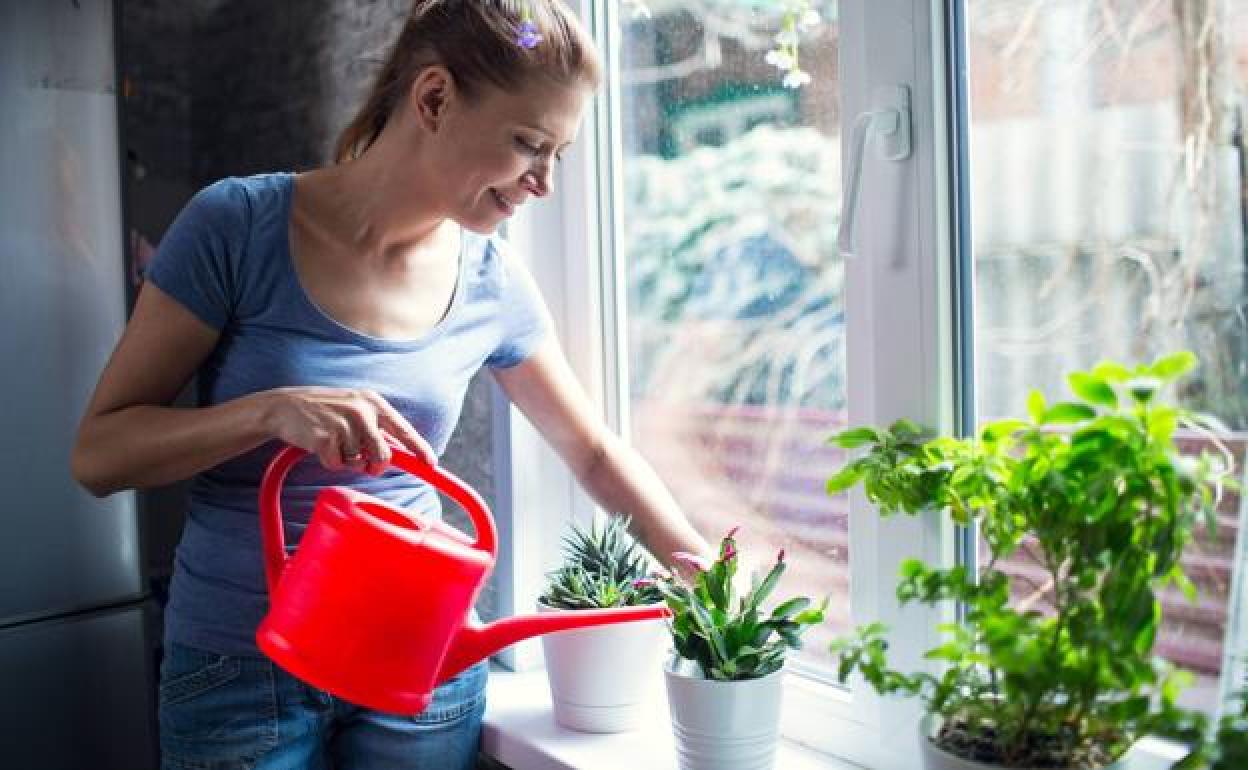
537, 514, 667, 733
651, 526, 827, 770
825, 352, 1234, 769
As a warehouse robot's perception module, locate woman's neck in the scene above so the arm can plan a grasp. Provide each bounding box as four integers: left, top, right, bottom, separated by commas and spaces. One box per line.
314, 138, 450, 260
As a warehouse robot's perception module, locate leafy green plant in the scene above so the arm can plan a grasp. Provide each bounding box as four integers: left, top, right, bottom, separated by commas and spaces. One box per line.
651, 527, 826, 681
539, 515, 662, 610
825, 352, 1235, 768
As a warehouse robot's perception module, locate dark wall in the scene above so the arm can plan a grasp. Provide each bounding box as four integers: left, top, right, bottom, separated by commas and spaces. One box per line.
119, 0, 499, 610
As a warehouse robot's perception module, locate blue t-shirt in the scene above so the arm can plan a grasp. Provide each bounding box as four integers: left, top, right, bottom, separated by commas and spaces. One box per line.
146, 172, 550, 655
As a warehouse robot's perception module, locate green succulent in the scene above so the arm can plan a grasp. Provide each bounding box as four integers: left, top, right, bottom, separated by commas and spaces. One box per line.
540, 515, 663, 609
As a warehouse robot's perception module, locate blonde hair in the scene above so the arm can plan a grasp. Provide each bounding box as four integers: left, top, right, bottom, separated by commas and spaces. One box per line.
334, 0, 601, 163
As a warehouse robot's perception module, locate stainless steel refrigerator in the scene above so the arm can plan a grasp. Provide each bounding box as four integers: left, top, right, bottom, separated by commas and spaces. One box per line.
0, 1, 158, 767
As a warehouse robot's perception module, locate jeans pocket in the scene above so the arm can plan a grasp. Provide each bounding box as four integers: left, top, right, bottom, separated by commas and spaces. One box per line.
160, 645, 242, 707
159, 644, 278, 764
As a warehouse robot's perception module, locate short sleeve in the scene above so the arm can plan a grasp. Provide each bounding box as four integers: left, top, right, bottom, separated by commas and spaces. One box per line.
144, 178, 251, 330
485, 238, 553, 369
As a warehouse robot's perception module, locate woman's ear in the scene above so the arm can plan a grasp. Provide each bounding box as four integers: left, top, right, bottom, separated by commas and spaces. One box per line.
409, 66, 455, 133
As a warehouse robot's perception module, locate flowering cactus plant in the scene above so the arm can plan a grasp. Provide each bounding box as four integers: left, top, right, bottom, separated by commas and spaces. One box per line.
648, 527, 826, 680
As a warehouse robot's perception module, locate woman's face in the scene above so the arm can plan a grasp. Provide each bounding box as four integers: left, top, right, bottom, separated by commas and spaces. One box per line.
432, 76, 592, 233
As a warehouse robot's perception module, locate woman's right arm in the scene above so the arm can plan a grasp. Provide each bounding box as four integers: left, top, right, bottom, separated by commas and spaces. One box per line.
72, 282, 433, 497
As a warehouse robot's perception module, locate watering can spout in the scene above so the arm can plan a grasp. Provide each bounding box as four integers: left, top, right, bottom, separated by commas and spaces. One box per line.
438, 605, 671, 682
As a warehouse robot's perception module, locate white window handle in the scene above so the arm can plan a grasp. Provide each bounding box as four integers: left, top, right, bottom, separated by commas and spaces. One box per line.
838, 85, 912, 259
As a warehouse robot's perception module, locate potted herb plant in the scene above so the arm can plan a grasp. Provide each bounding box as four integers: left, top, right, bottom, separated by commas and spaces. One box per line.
651, 526, 827, 770
825, 353, 1234, 769
537, 514, 667, 733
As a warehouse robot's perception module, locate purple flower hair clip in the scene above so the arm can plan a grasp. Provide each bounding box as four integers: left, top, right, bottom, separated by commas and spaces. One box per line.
516, 2, 542, 49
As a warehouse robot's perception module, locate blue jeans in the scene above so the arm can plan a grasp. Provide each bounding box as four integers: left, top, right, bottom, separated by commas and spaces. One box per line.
158, 642, 487, 770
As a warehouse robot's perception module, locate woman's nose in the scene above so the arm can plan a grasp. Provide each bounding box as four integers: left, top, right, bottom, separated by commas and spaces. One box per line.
522, 163, 552, 198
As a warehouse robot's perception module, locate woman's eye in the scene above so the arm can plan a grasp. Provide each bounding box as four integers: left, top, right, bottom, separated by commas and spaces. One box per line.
514, 137, 541, 155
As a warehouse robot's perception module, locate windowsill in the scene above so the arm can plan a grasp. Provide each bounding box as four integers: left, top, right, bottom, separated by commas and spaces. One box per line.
481, 669, 1195, 770
481, 668, 863, 770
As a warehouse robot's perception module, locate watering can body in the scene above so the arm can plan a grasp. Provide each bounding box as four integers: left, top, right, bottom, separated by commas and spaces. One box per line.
256, 444, 669, 715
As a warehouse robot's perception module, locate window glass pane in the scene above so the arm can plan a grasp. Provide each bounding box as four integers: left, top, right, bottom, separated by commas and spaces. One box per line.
615, 1, 845, 671
966, 0, 1248, 711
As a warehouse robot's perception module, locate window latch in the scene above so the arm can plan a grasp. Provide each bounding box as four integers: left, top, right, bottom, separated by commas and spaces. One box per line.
837, 84, 912, 259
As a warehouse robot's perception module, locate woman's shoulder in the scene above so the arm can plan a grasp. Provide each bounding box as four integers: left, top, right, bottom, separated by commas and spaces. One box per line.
191, 172, 291, 214
172, 173, 295, 252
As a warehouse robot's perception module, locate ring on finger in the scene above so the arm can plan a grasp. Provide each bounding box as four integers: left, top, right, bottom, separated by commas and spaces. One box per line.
342, 448, 364, 462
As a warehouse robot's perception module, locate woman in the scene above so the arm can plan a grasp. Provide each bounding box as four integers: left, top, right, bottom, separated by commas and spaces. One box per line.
71, 2, 710, 768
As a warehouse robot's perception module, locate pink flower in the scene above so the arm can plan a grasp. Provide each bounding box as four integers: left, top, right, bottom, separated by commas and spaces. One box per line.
632, 577, 656, 589
725, 525, 741, 540
672, 551, 711, 572
721, 543, 738, 563
777, 548, 786, 563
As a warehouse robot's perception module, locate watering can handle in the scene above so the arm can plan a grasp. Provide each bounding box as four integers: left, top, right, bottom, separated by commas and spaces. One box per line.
258, 443, 499, 595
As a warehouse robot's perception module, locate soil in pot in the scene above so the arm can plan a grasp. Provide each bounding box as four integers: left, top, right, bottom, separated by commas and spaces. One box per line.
931, 717, 1126, 769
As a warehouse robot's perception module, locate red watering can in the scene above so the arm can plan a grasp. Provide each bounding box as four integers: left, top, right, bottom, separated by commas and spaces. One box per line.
256, 444, 670, 715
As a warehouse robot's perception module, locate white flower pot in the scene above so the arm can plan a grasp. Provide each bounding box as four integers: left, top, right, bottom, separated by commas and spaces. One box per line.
663, 656, 785, 770
918, 713, 1129, 770
538, 601, 667, 733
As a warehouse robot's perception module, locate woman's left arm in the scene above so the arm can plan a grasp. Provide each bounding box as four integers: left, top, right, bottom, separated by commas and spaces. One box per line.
491, 339, 713, 572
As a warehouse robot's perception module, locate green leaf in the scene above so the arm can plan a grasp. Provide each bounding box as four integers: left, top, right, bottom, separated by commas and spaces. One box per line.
1069, 372, 1119, 409
1041, 402, 1097, 424
1026, 389, 1047, 423
831, 427, 882, 449
980, 419, 1026, 443
750, 560, 786, 608
1149, 351, 1197, 380
1173, 570, 1198, 604
771, 596, 810, 619
826, 464, 864, 494
888, 419, 926, 440
1091, 361, 1132, 382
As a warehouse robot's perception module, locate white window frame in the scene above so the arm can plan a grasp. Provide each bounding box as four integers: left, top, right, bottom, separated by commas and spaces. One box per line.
493, 1, 955, 766
489, 1, 1211, 768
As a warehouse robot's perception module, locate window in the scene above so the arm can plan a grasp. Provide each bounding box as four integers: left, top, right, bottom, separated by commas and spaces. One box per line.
613, 2, 848, 669
964, 0, 1248, 714
500, 0, 1247, 766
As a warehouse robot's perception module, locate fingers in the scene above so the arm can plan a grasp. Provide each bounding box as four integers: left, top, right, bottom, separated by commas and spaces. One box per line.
333, 396, 388, 476
368, 393, 437, 464
315, 427, 350, 472
277, 387, 434, 474
358, 426, 391, 476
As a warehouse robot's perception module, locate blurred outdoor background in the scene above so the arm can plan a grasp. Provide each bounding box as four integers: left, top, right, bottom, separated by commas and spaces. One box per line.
615, 0, 1247, 711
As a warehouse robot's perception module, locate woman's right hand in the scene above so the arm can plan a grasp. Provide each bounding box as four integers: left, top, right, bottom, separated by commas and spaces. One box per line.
262, 386, 436, 475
